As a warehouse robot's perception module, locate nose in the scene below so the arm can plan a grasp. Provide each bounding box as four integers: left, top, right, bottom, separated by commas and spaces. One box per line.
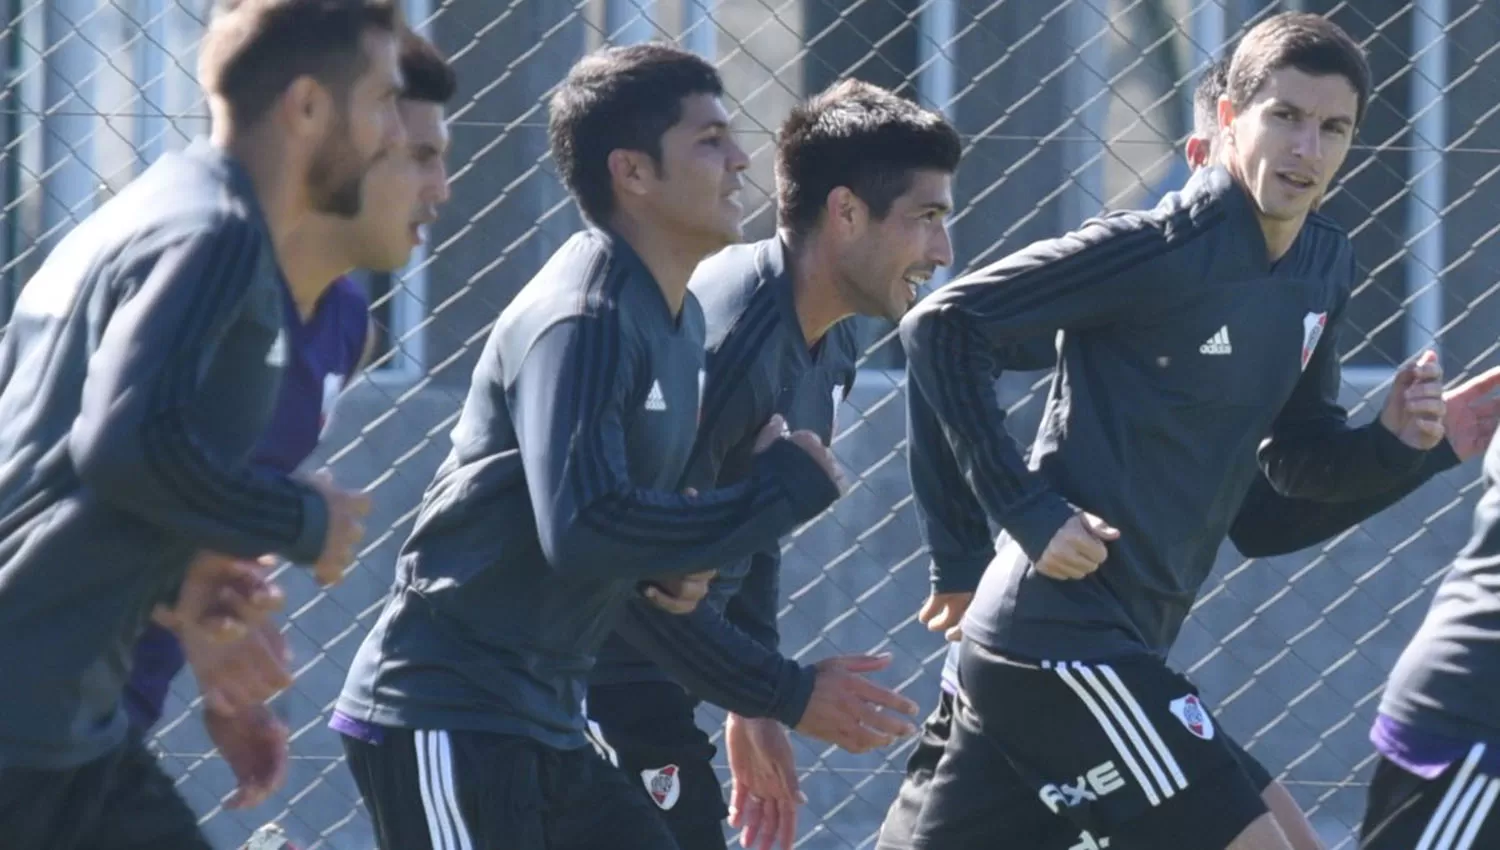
726, 136, 750, 173
1291, 121, 1322, 161
930, 224, 954, 268
428, 163, 451, 207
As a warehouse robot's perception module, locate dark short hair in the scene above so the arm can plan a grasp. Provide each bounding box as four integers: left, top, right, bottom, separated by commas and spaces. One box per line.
1192, 53, 1230, 137
399, 30, 456, 105
1227, 12, 1370, 126
547, 43, 723, 225
775, 78, 962, 237
200, 0, 401, 127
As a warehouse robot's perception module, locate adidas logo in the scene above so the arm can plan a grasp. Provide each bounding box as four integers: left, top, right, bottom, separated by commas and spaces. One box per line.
644, 380, 667, 412
1199, 326, 1232, 355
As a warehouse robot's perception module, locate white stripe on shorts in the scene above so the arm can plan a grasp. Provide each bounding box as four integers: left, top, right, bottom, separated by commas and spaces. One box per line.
1417, 742, 1500, 850
414, 729, 475, 850
581, 697, 621, 767
1046, 660, 1190, 808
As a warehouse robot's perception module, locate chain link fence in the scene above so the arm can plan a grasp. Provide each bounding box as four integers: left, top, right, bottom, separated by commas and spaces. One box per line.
1, 0, 1496, 846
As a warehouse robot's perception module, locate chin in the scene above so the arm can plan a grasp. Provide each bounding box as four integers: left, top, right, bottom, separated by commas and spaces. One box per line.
881, 298, 911, 323
368, 249, 413, 273
710, 224, 744, 248
1252, 196, 1304, 223
1265, 205, 1309, 223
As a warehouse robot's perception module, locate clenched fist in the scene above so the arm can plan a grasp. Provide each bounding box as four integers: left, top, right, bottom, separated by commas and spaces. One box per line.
1035, 512, 1118, 580
641, 569, 716, 614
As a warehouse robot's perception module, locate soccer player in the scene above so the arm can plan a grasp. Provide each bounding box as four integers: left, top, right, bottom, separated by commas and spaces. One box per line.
887, 13, 1452, 850
582, 78, 956, 850
333, 43, 843, 850
882, 47, 1500, 850
1185, 52, 1500, 556
0, 1, 405, 846
124, 30, 457, 814
1360, 446, 1500, 849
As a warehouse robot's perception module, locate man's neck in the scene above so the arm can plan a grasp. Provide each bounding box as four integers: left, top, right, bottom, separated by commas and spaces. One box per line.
606, 211, 713, 318
1223, 157, 1305, 264
1258, 213, 1306, 264
279, 223, 351, 321
784, 229, 854, 347
212, 116, 322, 310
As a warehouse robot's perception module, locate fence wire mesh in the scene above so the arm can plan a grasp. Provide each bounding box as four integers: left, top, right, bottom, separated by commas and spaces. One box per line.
1, 0, 1497, 847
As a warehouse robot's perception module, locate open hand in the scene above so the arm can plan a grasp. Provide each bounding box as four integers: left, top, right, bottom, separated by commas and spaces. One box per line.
726, 714, 803, 850
1440, 364, 1500, 460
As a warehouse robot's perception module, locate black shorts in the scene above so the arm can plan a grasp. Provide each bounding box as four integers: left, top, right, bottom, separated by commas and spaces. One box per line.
586, 681, 728, 850
0, 736, 210, 850
1360, 746, 1500, 849
890, 639, 1269, 850
877, 688, 956, 850
342, 725, 680, 850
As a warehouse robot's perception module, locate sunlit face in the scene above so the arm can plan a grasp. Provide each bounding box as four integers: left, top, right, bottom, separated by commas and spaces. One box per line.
397, 99, 452, 245
838, 169, 954, 321
1220, 65, 1357, 226
307, 30, 405, 218
339, 98, 451, 272
637, 93, 750, 250
1186, 128, 1326, 211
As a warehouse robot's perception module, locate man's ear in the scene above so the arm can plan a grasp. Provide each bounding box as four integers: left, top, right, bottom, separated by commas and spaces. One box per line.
825, 186, 867, 238
1216, 94, 1237, 140
607, 148, 654, 201
1185, 136, 1209, 169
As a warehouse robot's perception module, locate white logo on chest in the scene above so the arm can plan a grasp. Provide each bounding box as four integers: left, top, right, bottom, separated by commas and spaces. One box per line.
644, 379, 667, 412
1199, 325, 1232, 356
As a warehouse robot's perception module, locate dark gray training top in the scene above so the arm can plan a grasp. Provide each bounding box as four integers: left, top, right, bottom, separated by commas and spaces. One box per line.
336, 228, 839, 750
591, 236, 860, 727
1381, 426, 1500, 744
901, 165, 1432, 662
0, 138, 328, 770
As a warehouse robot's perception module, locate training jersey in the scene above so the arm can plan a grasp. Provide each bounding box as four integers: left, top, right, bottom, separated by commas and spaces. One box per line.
335, 228, 839, 750
1377, 425, 1500, 774
124, 277, 368, 733
0, 138, 327, 770
590, 236, 859, 726
903, 164, 1432, 663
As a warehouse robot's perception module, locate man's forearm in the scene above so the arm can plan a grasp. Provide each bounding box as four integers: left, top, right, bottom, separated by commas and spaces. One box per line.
1234, 440, 1460, 557
615, 595, 815, 726
1260, 420, 1429, 503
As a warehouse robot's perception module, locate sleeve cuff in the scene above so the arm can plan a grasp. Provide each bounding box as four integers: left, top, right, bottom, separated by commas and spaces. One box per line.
286, 485, 329, 565
1371, 421, 1430, 477
756, 438, 841, 522
771, 661, 818, 728
1004, 495, 1078, 564
1428, 438, 1462, 474
929, 551, 993, 595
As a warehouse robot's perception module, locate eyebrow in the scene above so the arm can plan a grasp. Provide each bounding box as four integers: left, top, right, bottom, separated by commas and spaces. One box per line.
696, 119, 730, 134
1272, 99, 1355, 127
